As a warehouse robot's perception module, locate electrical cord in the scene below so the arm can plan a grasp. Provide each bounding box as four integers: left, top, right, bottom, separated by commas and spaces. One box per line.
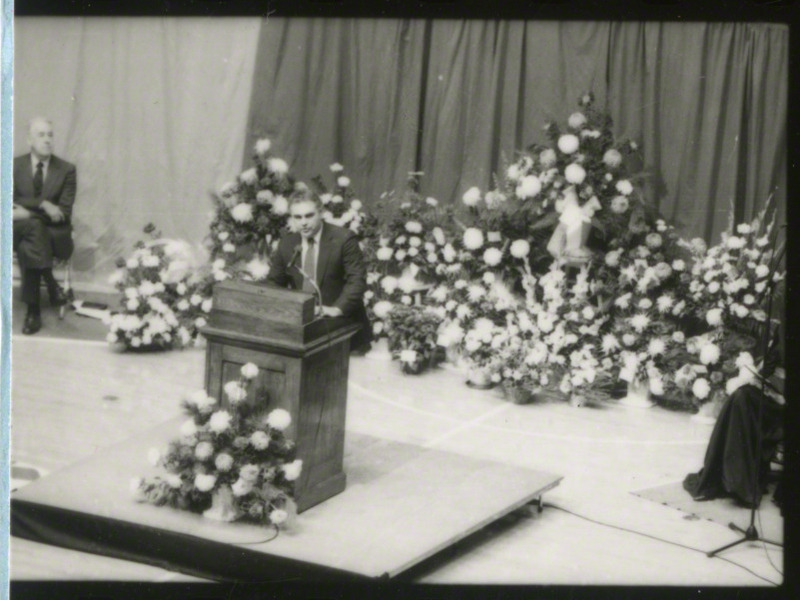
233, 523, 281, 545
540, 502, 781, 586
757, 500, 784, 577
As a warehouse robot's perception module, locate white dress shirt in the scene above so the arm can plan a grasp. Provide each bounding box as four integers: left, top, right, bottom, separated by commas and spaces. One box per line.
31, 154, 51, 181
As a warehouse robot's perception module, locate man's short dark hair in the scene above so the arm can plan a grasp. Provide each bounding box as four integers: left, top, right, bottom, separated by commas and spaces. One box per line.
288, 189, 322, 210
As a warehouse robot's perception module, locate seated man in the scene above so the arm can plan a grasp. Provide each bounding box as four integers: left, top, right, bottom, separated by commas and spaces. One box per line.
267, 190, 372, 353
13, 117, 77, 334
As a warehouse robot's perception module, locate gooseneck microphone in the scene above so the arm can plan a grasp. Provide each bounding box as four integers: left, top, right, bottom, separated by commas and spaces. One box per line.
290, 243, 324, 317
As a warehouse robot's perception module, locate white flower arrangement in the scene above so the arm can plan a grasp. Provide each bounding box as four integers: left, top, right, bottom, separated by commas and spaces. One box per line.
135, 363, 300, 529
108, 225, 211, 351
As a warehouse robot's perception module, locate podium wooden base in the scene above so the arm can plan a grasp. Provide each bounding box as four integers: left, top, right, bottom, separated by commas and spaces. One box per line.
11, 418, 562, 581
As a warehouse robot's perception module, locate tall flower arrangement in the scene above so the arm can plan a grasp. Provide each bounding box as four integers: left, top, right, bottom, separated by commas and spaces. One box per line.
134, 363, 302, 528
660, 205, 785, 410
492, 93, 645, 268
206, 138, 298, 282
598, 223, 690, 395
365, 173, 454, 337
106, 224, 212, 351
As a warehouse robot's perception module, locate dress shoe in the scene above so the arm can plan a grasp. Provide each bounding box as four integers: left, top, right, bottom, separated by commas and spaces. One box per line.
48, 284, 69, 307
22, 310, 42, 335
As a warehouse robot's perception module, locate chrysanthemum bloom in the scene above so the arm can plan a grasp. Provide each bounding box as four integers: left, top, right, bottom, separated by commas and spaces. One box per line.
692, 378, 711, 400
231, 203, 253, 223
270, 509, 289, 525
615, 180, 633, 195
610, 196, 629, 213
194, 473, 217, 492
568, 112, 587, 129
255, 138, 272, 155
209, 410, 232, 434
240, 168, 258, 186
700, 343, 721, 365
215, 453, 234, 472
282, 459, 303, 481
516, 175, 542, 199
267, 408, 292, 431
483, 247, 503, 267
462, 186, 482, 206
463, 228, 484, 250
603, 149, 622, 168
250, 430, 270, 450
267, 157, 289, 174
564, 163, 586, 185
558, 134, 580, 154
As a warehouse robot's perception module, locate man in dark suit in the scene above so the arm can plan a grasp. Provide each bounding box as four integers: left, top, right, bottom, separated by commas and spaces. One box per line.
13, 117, 77, 334
267, 191, 372, 352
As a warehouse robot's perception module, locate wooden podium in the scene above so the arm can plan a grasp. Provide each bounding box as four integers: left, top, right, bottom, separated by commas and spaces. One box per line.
201, 280, 361, 513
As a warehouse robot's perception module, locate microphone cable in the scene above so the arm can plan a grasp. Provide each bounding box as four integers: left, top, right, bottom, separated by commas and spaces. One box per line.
539, 502, 781, 586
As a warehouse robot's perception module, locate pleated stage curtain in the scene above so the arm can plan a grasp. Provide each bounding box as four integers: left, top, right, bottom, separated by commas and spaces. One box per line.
13, 19, 786, 286
247, 19, 786, 243
244, 18, 427, 209
607, 22, 788, 242
13, 18, 262, 284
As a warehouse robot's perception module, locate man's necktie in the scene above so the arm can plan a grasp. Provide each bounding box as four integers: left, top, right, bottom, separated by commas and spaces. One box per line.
302, 238, 317, 293
33, 161, 44, 197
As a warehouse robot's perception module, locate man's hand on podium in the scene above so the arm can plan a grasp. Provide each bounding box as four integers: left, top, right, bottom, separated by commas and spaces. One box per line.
318, 305, 343, 318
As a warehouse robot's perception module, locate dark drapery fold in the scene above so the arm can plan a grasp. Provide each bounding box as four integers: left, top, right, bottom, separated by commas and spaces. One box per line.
419, 21, 610, 206
607, 22, 787, 241
246, 19, 786, 241
245, 18, 426, 205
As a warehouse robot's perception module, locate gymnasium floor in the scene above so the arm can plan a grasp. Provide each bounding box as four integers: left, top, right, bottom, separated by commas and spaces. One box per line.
8, 295, 785, 586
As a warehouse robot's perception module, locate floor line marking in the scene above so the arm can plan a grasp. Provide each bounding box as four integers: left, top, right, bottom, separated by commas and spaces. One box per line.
422, 402, 512, 449
12, 335, 109, 347
350, 380, 707, 446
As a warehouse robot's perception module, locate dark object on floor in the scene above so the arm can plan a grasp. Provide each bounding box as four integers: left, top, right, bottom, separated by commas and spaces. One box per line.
683, 385, 783, 508
48, 281, 69, 307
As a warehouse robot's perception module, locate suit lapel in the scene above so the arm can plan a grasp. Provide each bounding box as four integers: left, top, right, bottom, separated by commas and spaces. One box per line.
316, 222, 333, 288
42, 156, 62, 199
16, 154, 34, 195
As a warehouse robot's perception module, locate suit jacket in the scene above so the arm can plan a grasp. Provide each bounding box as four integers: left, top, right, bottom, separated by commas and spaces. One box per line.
14, 153, 77, 260
268, 222, 372, 348
14, 153, 77, 222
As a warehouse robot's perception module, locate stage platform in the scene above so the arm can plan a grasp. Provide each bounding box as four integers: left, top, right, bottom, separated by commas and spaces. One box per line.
11, 416, 561, 581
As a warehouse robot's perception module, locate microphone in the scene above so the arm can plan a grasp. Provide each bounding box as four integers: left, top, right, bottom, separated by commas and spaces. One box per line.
289, 243, 324, 317
288, 244, 302, 269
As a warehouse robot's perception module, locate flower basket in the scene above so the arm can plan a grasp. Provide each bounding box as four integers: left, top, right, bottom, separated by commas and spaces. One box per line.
691, 389, 726, 425
401, 361, 425, 375
618, 377, 654, 408
365, 337, 392, 361
466, 368, 494, 390
502, 383, 535, 405
202, 484, 241, 522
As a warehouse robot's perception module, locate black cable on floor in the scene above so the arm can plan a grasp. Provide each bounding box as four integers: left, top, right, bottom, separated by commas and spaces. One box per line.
757, 503, 784, 577
540, 502, 780, 586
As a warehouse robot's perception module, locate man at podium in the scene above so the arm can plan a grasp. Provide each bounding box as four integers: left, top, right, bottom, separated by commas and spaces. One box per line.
267, 190, 372, 353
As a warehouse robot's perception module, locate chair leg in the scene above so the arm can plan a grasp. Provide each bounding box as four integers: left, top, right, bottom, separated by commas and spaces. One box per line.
59, 259, 73, 320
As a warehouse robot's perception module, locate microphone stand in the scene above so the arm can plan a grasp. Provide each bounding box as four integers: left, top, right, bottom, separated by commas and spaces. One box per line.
706, 231, 784, 559
293, 263, 325, 320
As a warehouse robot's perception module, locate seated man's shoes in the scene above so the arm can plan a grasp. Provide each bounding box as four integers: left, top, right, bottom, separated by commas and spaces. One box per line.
22, 309, 42, 335
48, 283, 69, 307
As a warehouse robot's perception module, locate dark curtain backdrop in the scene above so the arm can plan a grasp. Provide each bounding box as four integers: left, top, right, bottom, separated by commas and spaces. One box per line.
246, 19, 786, 243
